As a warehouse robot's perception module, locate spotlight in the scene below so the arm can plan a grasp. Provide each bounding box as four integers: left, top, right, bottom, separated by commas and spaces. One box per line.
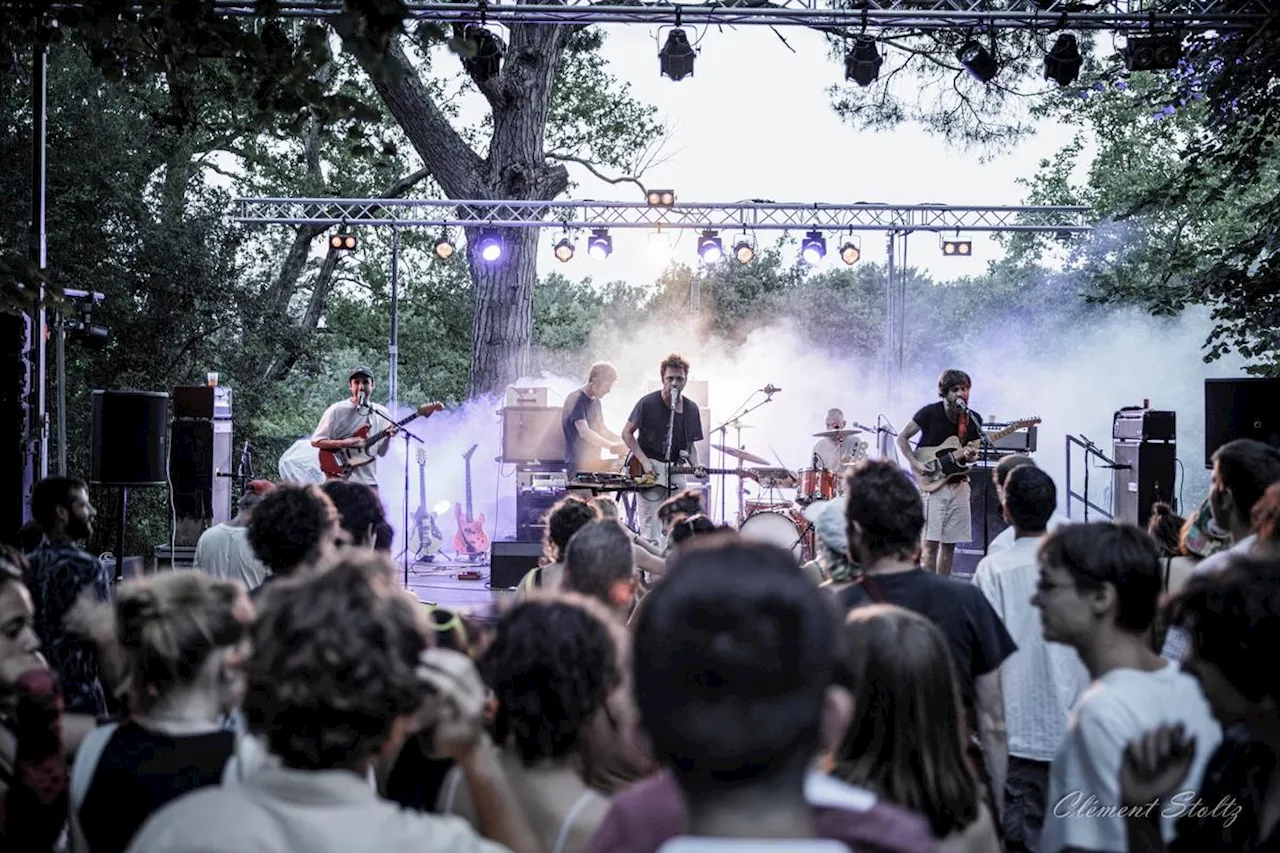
647, 189, 676, 207
553, 237, 575, 263
586, 229, 613, 261
433, 236, 455, 259
697, 230, 723, 263
1123, 34, 1182, 72
462, 25, 504, 82
329, 229, 357, 251
733, 240, 755, 264
1044, 34, 1083, 86
839, 241, 861, 265
844, 35, 883, 87
957, 40, 998, 83
941, 239, 973, 256
800, 230, 826, 264
660, 28, 696, 81
476, 230, 503, 262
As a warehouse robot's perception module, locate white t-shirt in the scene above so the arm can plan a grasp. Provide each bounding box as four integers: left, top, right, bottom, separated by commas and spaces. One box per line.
973, 537, 1090, 761
312, 400, 394, 486
1041, 663, 1222, 853
986, 511, 1071, 556
195, 524, 268, 589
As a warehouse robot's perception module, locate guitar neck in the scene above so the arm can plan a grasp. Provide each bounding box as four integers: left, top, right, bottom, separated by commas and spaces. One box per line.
365, 410, 421, 447
417, 463, 426, 510
464, 461, 473, 519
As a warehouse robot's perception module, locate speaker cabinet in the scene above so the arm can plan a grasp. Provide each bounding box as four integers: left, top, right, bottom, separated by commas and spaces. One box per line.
953, 465, 1006, 578
90, 390, 170, 486
170, 419, 232, 526
1205, 378, 1280, 466
1113, 442, 1177, 527
490, 540, 544, 589
515, 490, 565, 542
501, 407, 565, 463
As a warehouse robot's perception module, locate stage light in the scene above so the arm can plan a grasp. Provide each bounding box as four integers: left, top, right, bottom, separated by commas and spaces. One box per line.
432, 500, 453, 516
941, 239, 973, 256
647, 189, 676, 207
697, 230, 723, 263
434, 236, 455, 259
845, 35, 883, 87
329, 229, 357, 251
1123, 34, 1182, 72
462, 25, 504, 82
660, 28, 696, 81
957, 40, 998, 83
1044, 34, 1083, 86
800, 230, 826, 264
476, 230, 504, 262
553, 237, 575, 262
733, 240, 755, 264
586, 229, 613, 261
839, 241, 861, 265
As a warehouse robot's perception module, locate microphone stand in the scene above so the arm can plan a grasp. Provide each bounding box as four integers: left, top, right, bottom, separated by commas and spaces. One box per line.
397, 427, 426, 589
1078, 434, 1128, 522
663, 391, 679, 497
710, 389, 777, 524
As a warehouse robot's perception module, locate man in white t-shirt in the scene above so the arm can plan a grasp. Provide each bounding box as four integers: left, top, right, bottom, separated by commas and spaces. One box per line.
986, 454, 1069, 556
194, 479, 274, 589
1031, 522, 1221, 853
310, 366, 397, 491
974, 466, 1090, 853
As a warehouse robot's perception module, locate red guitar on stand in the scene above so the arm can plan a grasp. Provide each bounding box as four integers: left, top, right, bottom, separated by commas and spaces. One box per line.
317, 401, 444, 480
453, 444, 489, 560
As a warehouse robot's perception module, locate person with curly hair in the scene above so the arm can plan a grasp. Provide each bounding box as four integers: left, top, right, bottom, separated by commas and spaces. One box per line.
438, 595, 621, 853
516, 497, 598, 597
127, 555, 538, 853
320, 480, 390, 551
245, 483, 341, 597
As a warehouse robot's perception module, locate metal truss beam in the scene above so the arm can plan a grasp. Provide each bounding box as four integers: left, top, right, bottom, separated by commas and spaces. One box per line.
208, 0, 1271, 32
233, 197, 1092, 233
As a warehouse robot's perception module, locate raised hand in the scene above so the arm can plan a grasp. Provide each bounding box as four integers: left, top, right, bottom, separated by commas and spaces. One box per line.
1120, 723, 1197, 808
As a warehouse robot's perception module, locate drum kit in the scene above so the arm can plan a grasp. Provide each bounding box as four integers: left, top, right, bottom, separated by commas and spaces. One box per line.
718, 426, 874, 562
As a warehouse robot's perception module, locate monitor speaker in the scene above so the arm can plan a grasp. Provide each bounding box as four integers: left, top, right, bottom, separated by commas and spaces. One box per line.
1205, 378, 1280, 466
953, 465, 1006, 578
90, 390, 170, 486
490, 540, 544, 589
1112, 442, 1177, 527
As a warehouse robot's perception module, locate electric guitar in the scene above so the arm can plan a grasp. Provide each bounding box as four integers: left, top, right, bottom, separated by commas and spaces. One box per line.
408, 448, 444, 562
452, 444, 490, 559
624, 454, 759, 482
914, 417, 1042, 493
317, 401, 444, 480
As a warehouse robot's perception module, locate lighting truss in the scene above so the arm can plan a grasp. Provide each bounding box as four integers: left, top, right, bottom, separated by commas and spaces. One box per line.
207, 0, 1271, 32
234, 198, 1093, 234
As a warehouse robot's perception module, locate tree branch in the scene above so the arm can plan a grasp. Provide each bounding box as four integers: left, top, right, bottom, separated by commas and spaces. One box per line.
546, 152, 649, 195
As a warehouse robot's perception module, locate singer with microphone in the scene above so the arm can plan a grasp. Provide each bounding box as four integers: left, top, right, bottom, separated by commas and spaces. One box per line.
895, 368, 983, 576
310, 365, 398, 492
621, 353, 705, 546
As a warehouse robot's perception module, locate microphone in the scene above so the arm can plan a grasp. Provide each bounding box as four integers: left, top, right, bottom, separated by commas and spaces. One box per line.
762, 384, 781, 395
356, 390, 369, 411
954, 396, 968, 412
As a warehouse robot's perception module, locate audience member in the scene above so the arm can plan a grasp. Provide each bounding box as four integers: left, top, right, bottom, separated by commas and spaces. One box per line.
518, 497, 598, 596
591, 498, 666, 578
986, 456, 1069, 555
1033, 522, 1222, 853
563, 520, 638, 619
835, 605, 1000, 852
656, 489, 703, 543
803, 498, 858, 591
25, 476, 111, 717
127, 555, 539, 853
1250, 481, 1280, 556
973, 466, 1089, 852
320, 480, 389, 550
195, 480, 275, 589
245, 483, 341, 596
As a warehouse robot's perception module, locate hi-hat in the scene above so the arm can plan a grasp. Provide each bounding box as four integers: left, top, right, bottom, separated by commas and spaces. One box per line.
812, 429, 863, 439
713, 444, 771, 465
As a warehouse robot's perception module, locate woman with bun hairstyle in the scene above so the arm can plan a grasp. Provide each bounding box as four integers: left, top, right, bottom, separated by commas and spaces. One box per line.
67, 571, 254, 853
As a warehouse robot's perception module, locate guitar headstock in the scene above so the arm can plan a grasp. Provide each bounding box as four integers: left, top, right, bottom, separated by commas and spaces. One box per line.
417, 401, 445, 417
463, 443, 478, 460
1011, 416, 1043, 429
416, 447, 427, 464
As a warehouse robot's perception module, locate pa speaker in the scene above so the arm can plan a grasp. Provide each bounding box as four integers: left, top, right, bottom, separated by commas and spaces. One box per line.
1205, 378, 1280, 466
953, 465, 1007, 579
170, 418, 233, 526
90, 390, 169, 487
490, 540, 543, 589
1113, 442, 1177, 527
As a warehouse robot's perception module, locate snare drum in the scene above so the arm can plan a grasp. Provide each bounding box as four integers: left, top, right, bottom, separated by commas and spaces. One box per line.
739, 509, 813, 561
796, 468, 837, 503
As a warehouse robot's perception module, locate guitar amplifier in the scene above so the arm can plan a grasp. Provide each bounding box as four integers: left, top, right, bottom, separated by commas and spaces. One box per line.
986, 422, 1038, 453
500, 407, 565, 463
1113, 407, 1176, 442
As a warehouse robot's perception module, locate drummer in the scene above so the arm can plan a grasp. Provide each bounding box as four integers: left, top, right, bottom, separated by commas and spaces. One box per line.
812, 408, 857, 473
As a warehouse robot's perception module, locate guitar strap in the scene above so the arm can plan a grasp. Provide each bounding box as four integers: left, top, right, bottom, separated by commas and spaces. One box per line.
853, 573, 887, 604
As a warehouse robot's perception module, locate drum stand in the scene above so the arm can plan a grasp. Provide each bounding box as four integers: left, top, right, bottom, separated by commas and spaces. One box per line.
710, 390, 776, 525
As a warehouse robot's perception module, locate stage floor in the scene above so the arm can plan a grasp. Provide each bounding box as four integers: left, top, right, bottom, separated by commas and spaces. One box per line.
393, 553, 510, 619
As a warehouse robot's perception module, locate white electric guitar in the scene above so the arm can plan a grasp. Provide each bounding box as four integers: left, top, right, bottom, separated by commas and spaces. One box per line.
914, 417, 1042, 493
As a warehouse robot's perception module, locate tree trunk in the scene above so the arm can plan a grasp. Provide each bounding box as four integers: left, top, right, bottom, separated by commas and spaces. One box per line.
465, 225, 538, 391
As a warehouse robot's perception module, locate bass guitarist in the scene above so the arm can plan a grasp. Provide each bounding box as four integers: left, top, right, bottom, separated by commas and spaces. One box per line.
311, 366, 398, 493
622, 353, 706, 547
896, 368, 982, 576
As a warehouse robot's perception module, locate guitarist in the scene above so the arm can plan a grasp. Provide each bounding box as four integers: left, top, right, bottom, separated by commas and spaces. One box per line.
310, 366, 398, 492
896, 368, 983, 576
621, 353, 705, 546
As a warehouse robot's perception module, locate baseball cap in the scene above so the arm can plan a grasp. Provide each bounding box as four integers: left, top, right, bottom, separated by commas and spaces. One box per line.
803, 498, 848, 554
244, 479, 276, 497
349, 366, 374, 381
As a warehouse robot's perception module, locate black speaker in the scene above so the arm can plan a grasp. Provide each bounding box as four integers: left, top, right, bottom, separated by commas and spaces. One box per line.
954, 465, 1007, 578
1113, 442, 1177, 527
1205, 378, 1280, 466
170, 419, 233, 524
490, 540, 544, 589
90, 390, 169, 486
515, 490, 564, 542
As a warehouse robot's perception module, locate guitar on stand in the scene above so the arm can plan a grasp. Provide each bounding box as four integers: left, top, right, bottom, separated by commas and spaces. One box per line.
453, 444, 490, 561
914, 417, 1042, 492
318, 401, 445, 480
408, 448, 444, 563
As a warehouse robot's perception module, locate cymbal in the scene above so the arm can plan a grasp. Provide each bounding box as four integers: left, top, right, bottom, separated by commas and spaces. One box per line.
712, 444, 771, 466
812, 429, 863, 439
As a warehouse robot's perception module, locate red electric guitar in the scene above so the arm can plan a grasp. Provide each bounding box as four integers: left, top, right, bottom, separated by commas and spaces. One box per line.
452, 444, 490, 559
317, 401, 445, 480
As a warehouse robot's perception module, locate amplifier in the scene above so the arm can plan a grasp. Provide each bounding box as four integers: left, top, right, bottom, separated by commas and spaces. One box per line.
500, 407, 565, 463
490, 540, 544, 589
1113, 407, 1176, 442
986, 423, 1038, 453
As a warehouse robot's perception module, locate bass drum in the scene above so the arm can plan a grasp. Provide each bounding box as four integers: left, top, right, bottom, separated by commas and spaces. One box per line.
739, 510, 813, 562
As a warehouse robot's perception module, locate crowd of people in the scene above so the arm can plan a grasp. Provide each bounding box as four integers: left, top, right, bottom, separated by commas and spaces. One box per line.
2, 433, 1280, 853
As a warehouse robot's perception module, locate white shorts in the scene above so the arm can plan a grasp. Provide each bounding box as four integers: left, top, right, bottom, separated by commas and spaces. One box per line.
923, 479, 972, 544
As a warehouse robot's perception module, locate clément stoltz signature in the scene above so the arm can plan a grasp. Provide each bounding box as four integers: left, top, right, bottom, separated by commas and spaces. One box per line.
1053, 791, 1243, 827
